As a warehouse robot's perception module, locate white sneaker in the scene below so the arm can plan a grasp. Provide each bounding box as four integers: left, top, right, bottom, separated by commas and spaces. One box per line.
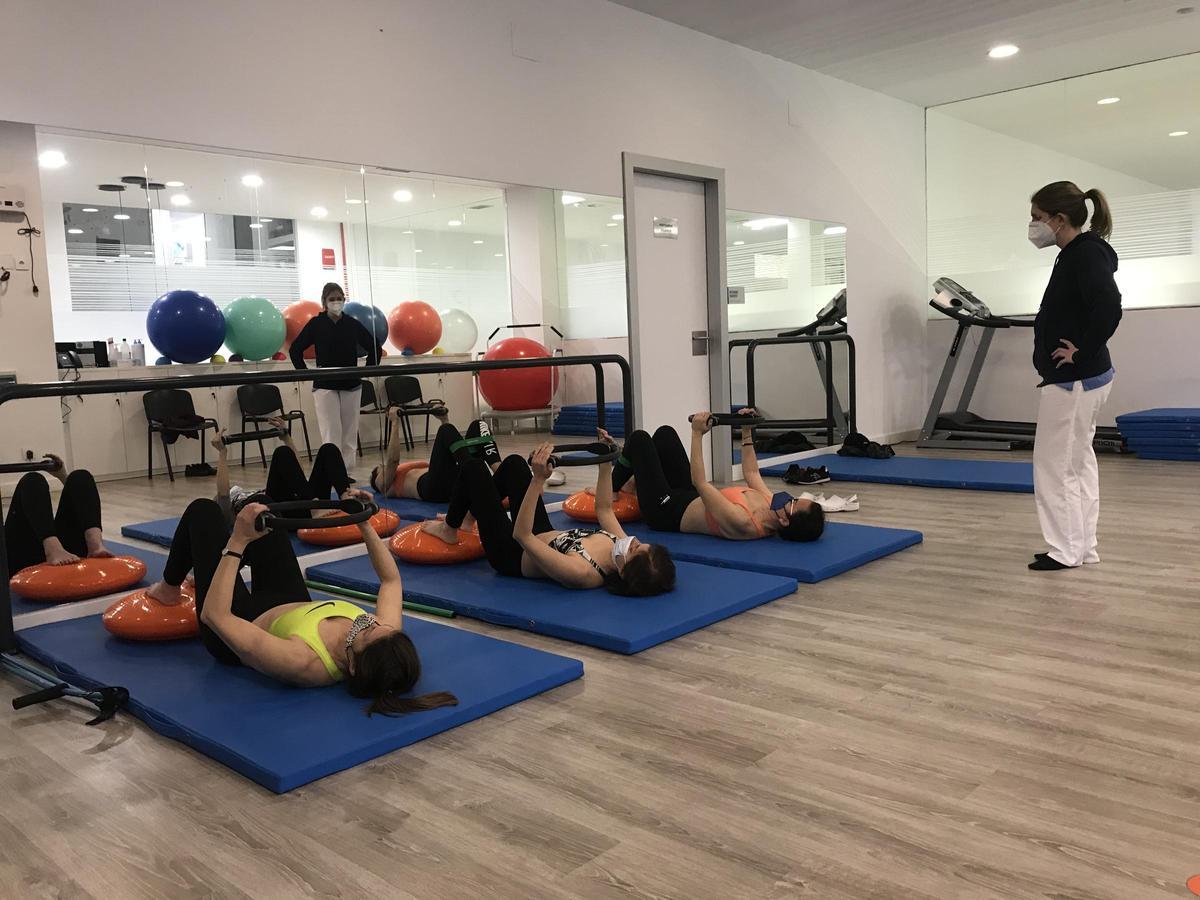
546, 470, 566, 487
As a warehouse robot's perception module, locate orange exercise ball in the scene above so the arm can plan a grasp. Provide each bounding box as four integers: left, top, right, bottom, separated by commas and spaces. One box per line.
387, 301, 442, 355
282, 300, 321, 359
478, 337, 558, 411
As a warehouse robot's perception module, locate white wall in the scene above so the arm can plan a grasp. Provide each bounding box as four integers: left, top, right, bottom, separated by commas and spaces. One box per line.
0, 122, 66, 482
2, 0, 928, 441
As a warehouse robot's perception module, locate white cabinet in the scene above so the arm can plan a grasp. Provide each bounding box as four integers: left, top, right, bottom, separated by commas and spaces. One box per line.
64, 393, 129, 475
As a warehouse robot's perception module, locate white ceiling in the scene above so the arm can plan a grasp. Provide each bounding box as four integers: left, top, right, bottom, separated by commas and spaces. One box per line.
933, 53, 1199, 189
608, 0, 1200, 106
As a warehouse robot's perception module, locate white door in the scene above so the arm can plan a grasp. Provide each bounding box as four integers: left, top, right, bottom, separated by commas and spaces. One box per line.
627, 173, 712, 457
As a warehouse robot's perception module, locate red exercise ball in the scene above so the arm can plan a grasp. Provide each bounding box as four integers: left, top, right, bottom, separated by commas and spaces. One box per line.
478, 337, 558, 411
387, 301, 442, 355
282, 300, 320, 359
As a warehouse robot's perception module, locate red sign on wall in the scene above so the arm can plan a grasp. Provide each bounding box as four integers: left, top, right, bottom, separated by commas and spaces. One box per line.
321, 248, 336, 269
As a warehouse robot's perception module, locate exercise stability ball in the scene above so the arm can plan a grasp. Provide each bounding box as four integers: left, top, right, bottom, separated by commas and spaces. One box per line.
344, 301, 389, 346
146, 290, 226, 364
479, 337, 557, 411
438, 308, 478, 354
387, 301, 442, 355
283, 300, 321, 359
223, 296, 285, 361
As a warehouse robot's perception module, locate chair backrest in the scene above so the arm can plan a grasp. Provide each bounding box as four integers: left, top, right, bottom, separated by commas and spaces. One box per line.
143, 388, 196, 423
237, 383, 284, 417
360, 380, 378, 409
384, 374, 423, 406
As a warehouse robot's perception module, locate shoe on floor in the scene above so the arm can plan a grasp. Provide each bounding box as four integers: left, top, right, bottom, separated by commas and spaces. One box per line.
546, 470, 566, 487
783, 464, 831, 486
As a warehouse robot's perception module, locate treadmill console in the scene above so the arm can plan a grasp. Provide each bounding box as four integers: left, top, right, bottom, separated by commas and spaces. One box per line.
931, 277, 992, 319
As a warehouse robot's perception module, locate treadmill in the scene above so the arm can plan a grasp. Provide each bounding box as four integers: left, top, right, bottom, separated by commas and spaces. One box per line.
919, 277, 1126, 452
772, 288, 850, 441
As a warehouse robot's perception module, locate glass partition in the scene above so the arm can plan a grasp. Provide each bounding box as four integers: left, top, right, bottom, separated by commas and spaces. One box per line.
927, 52, 1200, 316
555, 190, 627, 339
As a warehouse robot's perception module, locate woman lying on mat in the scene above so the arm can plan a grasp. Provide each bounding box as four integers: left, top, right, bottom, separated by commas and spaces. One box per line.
422, 431, 675, 595
369, 406, 501, 502
4, 455, 113, 571
212, 424, 371, 524
612, 411, 824, 542
145, 499, 456, 715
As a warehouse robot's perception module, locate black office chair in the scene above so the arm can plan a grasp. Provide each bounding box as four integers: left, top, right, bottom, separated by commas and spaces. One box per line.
237, 383, 312, 466
356, 380, 386, 456
383, 374, 441, 450
142, 389, 219, 482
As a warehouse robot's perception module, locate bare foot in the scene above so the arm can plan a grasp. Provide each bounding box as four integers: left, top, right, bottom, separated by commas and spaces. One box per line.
146, 580, 184, 606
45, 547, 82, 566
421, 519, 459, 545
87, 546, 115, 559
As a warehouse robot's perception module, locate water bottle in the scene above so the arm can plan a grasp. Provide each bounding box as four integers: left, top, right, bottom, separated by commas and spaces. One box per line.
132, 339, 146, 367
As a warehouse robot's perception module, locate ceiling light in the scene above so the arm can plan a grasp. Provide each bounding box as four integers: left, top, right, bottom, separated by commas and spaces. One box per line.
447, 219, 462, 227
414, 248, 423, 253
473, 240, 484, 244
401, 230, 413, 235
733, 240, 745, 246
260, 218, 273, 223
38, 150, 67, 169
494, 253, 504, 258
345, 198, 363, 204
393, 189, 413, 202
823, 225, 848, 236
270, 245, 295, 251
241, 174, 263, 188
142, 251, 154, 256
606, 222, 619, 227
118, 253, 131, 259
987, 44, 1019, 59
1168, 130, 1189, 137
611, 214, 624, 221
249, 223, 263, 229
169, 193, 191, 207
67, 228, 84, 235
165, 180, 185, 187
1097, 97, 1120, 105
81, 207, 98, 213
113, 213, 130, 220
600, 243, 609, 248
310, 206, 328, 218
561, 194, 586, 205
744, 217, 787, 230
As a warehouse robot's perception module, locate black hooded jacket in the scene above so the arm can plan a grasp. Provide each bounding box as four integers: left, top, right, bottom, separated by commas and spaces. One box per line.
1033, 231, 1122, 386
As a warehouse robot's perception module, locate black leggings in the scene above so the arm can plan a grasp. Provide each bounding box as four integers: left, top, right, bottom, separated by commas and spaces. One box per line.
445, 455, 552, 577
414, 420, 494, 502
611, 427, 699, 532
4, 470, 103, 572
163, 498, 310, 665
264, 443, 350, 511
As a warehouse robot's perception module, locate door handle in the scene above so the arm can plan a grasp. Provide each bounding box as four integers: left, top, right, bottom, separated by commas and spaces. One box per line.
691, 330, 708, 356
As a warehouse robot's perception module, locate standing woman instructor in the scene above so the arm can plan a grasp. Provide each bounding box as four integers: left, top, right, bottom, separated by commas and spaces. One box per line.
290, 283, 383, 470
1026, 181, 1122, 571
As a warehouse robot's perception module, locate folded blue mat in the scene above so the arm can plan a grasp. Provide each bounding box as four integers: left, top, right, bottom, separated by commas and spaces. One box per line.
761, 453, 1034, 493
1116, 408, 1200, 424
1126, 437, 1200, 450
306, 557, 797, 654
549, 513, 921, 583
1118, 423, 1200, 436
11, 541, 166, 617
372, 490, 568, 522
122, 517, 323, 557
16, 611, 583, 793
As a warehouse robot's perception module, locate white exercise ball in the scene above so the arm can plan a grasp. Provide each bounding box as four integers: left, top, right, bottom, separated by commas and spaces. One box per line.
438, 308, 478, 354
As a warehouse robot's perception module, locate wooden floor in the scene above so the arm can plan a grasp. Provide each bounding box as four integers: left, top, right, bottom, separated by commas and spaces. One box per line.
3, 435, 1200, 899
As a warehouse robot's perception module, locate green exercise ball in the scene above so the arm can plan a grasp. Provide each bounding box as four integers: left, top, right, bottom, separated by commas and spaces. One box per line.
223, 296, 285, 361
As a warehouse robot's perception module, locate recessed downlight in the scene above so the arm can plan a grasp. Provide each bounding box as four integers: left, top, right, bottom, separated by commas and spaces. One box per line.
733, 240, 745, 246
67, 228, 84, 235
988, 44, 1019, 59
259, 218, 273, 223
561, 194, 586, 205
81, 207, 98, 213
310, 206, 328, 218
345, 198, 363, 204
611, 213, 625, 221
38, 150, 67, 169
1097, 97, 1120, 105
241, 174, 263, 188
393, 189, 413, 202
169, 193, 191, 207
473, 240, 484, 244
249, 223, 263, 229
113, 213, 130, 220
165, 180, 185, 187
447, 219, 462, 227
1168, 130, 1189, 137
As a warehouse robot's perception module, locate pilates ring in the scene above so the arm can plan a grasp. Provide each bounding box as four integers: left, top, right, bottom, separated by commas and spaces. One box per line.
218, 428, 287, 446
529, 441, 620, 468
688, 413, 766, 429
562, 490, 641, 524
255, 498, 377, 532
389, 521, 485, 565
10, 556, 148, 603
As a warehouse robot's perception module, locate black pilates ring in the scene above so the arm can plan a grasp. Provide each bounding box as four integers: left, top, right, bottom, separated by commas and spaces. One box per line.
254, 498, 378, 532
688, 413, 766, 428
528, 441, 620, 468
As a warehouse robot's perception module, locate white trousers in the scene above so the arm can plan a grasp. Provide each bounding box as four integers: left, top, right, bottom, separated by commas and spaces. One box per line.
313, 386, 362, 469
1033, 380, 1112, 567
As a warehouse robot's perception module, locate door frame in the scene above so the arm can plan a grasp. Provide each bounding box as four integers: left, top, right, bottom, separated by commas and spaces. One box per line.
621, 152, 731, 483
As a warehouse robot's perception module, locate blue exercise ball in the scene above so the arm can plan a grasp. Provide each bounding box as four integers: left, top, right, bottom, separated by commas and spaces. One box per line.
155, 356, 171, 366
343, 301, 388, 346
146, 290, 226, 364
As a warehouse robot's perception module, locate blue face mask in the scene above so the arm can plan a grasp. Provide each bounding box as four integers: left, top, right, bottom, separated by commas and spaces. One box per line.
770, 491, 793, 512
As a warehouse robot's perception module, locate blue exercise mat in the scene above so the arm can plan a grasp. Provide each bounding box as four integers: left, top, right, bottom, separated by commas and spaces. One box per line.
1126, 437, 1200, 450
549, 513, 921, 583
372, 490, 568, 522
121, 517, 323, 557
11, 541, 167, 617
305, 557, 797, 654
1131, 450, 1200, 461
1116, 408, 1200, 424
1119, 424, 1200, 436
761, 453, 1035, 493
15, 612, 582, 793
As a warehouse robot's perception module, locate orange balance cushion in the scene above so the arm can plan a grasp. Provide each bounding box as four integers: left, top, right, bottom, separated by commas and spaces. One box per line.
103, 582, 198, 641
9, 556, 148, 603
298, 509, 401, 547
562, 490, 641, 524
389, 521, 484, 565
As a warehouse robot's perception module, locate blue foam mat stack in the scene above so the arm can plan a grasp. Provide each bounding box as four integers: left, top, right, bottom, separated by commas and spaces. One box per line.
552, 402, 626, 437
1115, 408, 1200, 461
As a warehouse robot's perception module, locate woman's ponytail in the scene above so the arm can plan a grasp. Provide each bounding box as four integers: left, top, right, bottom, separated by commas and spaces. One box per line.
1084, 188, 1113, 240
